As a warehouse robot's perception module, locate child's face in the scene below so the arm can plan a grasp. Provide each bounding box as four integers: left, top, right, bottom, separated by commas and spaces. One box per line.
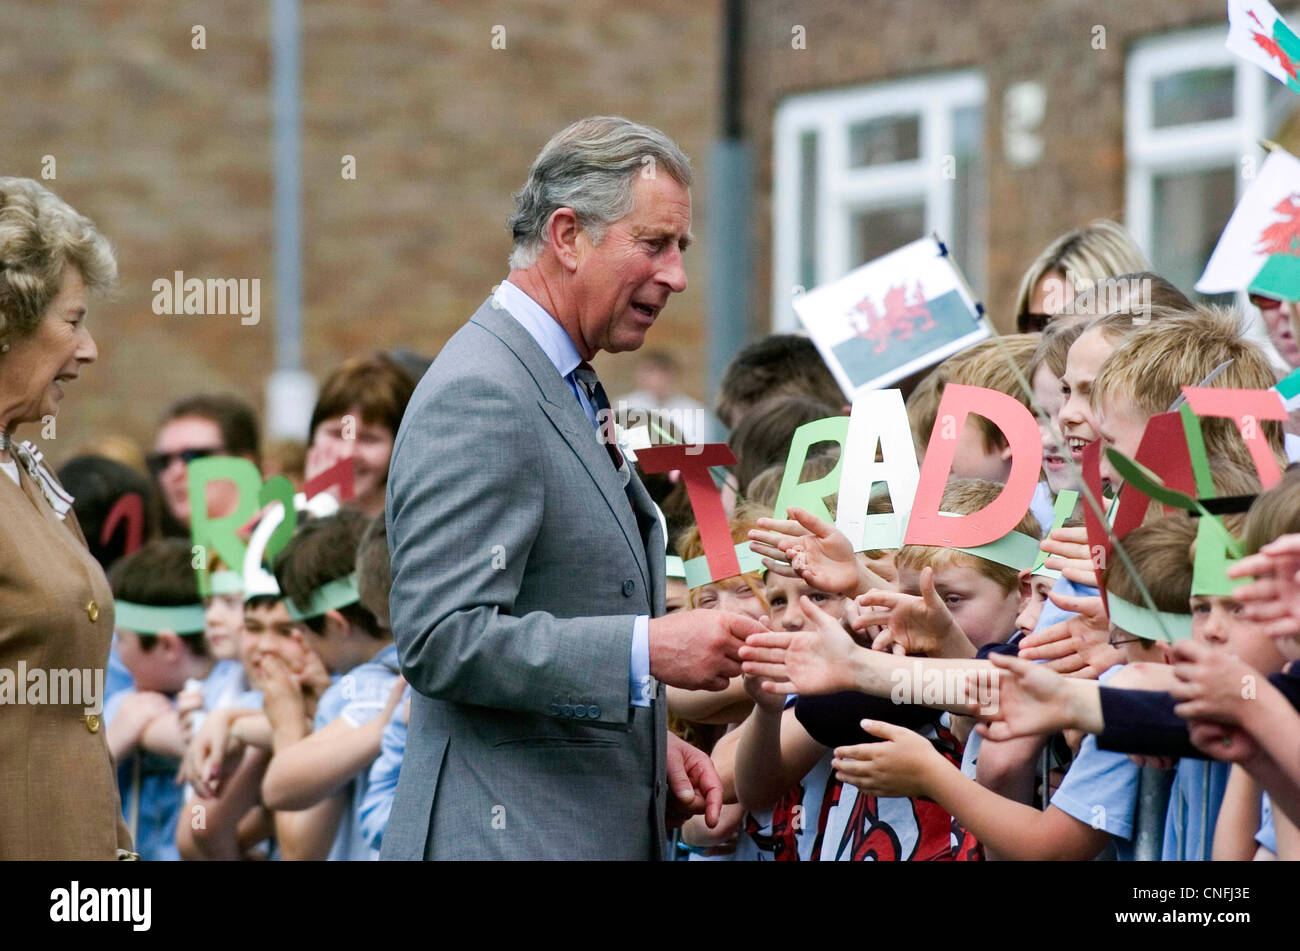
694, 575, 765, 620
1032, 363, 1075, 494
242, 601, 316, 675
1058, 327, 1113, 466
763, 574, 846, 633
203, 592, 243, 661
1115, 628, 1171, 665
1015, 572, 1055, 638
115, 628, 184, 694
1190, 594, 1288, 674
949, 418, 1013, 484
1095, 394, 1152, 491
665, 578, 689, 614
898, 561, 1020, 649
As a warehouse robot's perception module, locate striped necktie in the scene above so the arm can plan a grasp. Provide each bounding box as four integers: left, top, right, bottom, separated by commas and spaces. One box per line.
572, 361, 626, 473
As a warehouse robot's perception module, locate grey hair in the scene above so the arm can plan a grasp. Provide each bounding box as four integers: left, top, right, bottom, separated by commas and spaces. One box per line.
507, 116, 692, 270
0, 177, 116, 342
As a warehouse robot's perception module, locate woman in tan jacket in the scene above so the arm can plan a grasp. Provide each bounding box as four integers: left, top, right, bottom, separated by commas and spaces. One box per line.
0, 177, 133, 859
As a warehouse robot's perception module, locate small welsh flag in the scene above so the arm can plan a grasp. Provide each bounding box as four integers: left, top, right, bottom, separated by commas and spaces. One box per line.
1227, 0, 1300, 93
1197, 148, 1300, 301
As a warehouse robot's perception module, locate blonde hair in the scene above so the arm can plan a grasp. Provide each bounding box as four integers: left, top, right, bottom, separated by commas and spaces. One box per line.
675, 510, 769, 608
908, 335, 1041, 455
1014, 220, 1148, 332
1091, 306, 1285, 470
1106, 515, 1196, 631
0, 178, 116, 342
1029, 316, 1089, 380
895, 479, 1043, 593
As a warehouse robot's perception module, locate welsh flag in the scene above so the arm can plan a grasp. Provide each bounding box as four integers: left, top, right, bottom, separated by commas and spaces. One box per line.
1197, 149, 1300, 301
1227, 0, 1300, 93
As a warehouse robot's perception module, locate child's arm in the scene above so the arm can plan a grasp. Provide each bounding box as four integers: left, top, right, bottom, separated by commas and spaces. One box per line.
262, 677, 406, 811
732, 678, 826, 812
976, 653, 1104, 741
177, 746, 272, 861
833, 718, 1112, 861
741, 585, 991, 712
106, 691, 173, 761
274, 794, 349, 861
975, 733, 1047, 806
139, 709, 188, 759
1211, 765, 1263, 861
667, 677, 753, 724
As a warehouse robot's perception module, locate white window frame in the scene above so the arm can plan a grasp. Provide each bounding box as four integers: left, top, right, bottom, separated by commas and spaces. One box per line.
1125, 26, 1271, 280
772, 71, 986, 331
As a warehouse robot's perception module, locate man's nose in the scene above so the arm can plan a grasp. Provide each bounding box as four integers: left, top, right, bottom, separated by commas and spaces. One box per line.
658, 246, 687, 294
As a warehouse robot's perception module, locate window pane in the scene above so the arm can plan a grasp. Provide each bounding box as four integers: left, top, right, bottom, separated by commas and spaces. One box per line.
1151, 67, 1234, 127
1151, 166, 1237, 303
950, 104, 986, 298
850, 203, 926, 268
848, 114, 920, 166
798, 131, 818, 291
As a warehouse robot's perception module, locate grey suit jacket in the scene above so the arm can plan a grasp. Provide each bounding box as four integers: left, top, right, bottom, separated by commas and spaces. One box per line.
382, 296, 669, 860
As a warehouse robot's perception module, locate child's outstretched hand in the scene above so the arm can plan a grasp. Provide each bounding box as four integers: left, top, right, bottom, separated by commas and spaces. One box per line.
855, 566, 971, 658
1017, 590, 1121, 679
750, 507, 869, 596
1169, 640, 1257, 727
183, 709, 243, 799
975, 652, 1079, 741
1229, 533, 1300, 639
831, 719, 946, 798
1039, 525, 1100, 588
740, 616, 790, 713
1187, 721, 1259, 763
741, 599, 858, 697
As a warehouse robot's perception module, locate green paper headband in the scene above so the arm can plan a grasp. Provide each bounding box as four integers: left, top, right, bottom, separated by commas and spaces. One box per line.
285, 572, 362, 622
115, 600, 208, 635
208, 569, 243, 597
665, 555, 686, 580
1030, 489, 1079, 580
1106, 592, 1192, 644
927, 512, 1043, 572
684, 543, 766, 591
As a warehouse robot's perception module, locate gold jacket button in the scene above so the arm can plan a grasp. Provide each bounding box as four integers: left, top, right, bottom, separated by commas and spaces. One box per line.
86, 600, 99, 622
82, 713, 100, 733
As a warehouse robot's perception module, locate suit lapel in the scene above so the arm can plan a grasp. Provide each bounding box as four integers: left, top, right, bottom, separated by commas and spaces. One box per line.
471, 300, 652, 594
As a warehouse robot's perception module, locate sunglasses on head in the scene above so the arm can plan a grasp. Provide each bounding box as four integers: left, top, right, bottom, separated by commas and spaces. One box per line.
146, 446, 222, 476
1248, 293, 1282, 311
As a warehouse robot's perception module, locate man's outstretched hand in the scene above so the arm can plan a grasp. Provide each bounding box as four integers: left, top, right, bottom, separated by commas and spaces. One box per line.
649, 609, 766, 691
665, 732, 723, 829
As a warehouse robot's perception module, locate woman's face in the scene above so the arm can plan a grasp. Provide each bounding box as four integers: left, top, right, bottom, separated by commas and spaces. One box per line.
311, 406, 395, 511
0, 267, 96, 429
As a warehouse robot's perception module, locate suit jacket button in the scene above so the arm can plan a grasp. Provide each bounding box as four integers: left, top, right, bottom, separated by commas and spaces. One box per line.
82, 714, 100, 733
549, 703, 560, 715
587, 704, 600, 718
622, 579, 635, 596
573, 706, 587, 719
560, 704, 573, 718
86, 600, 99, 622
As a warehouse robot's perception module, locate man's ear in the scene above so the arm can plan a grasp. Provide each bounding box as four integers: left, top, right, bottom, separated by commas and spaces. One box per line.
322, 608, 351, 640
546, 207, 583, 272
155, 630, 182, 661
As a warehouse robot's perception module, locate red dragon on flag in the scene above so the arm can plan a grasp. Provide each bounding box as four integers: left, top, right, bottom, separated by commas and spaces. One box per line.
847, 280, 936, 354
1255, 193, 1300, 256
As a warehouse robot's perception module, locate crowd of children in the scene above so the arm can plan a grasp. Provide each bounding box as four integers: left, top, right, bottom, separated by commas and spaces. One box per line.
65, 216, 1300, 860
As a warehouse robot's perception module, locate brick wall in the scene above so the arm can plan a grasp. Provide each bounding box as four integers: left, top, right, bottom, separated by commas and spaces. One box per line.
0, 0, 719, 463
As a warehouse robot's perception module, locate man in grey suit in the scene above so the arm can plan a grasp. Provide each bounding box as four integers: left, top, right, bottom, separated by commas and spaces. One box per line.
383, 116, 764, 860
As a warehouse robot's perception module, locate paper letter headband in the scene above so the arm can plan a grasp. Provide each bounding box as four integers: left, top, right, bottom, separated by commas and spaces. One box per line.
114, 600, 208, 635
